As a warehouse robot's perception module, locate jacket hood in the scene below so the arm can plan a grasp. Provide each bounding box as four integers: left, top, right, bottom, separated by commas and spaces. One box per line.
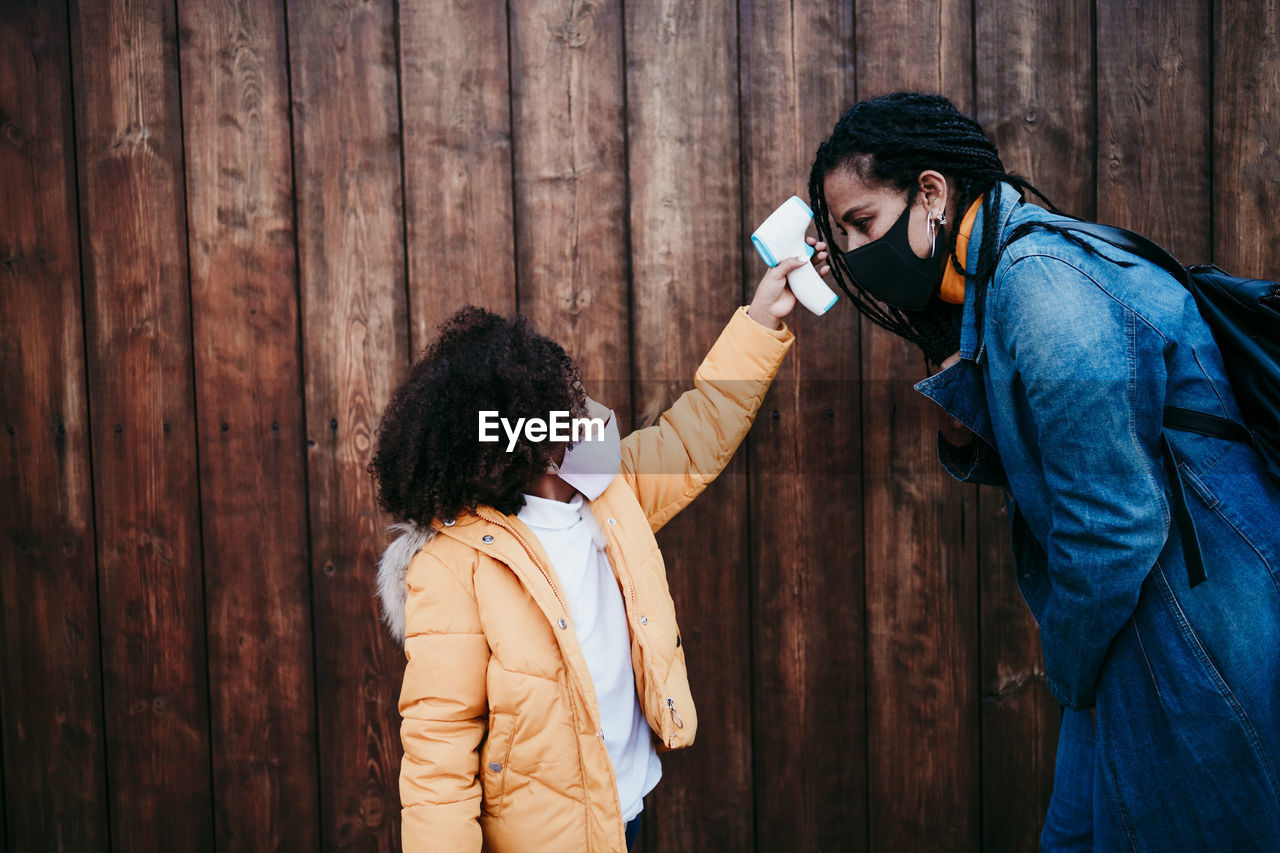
376, 521, 436, 645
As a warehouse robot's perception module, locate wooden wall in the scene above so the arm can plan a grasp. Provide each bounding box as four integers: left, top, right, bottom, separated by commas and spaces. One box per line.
2, 0, 1276, 850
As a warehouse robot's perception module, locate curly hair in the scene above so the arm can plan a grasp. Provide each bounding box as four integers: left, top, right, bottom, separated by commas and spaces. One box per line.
370, 305, 587, 524
808, 92, 1063, 365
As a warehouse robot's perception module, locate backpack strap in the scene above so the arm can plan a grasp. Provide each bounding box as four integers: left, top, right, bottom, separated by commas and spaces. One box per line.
1051, 221, 1191, 289
1159, 434, 1207, 587
1163, 406, 1253, 443
1161, 406, 1255, 588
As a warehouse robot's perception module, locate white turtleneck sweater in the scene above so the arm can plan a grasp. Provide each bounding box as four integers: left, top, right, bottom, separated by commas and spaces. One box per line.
517, 491, 662, 822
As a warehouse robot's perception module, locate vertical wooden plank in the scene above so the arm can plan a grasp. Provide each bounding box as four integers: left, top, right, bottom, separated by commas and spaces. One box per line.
286, 0, 408, 848
1214, 0, 1280, 277
978, 0, 1096, 221
624, 2, 751, 850
738, 2, 866, 850
974, 499, 1059, 852
177, 0, 320, 848
68, 0, 214, 847
854, 4, 981, 850
1099, 0, 1210, 260
508, 0, 632, 424
975, 0, 1094, 848
0, 3, 109, 849
399, 0, 516, 343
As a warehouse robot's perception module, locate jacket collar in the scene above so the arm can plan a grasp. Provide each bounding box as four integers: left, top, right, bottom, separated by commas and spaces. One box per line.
433, 507, 569, 616
955, 181, 1024, 361
910, 183, 1024, 449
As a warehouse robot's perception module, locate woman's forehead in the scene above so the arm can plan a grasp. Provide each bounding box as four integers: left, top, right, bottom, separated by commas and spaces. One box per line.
823, 166, 902, 217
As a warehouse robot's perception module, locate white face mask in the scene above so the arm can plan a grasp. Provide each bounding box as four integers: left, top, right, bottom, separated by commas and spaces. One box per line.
550, 401, 620, 501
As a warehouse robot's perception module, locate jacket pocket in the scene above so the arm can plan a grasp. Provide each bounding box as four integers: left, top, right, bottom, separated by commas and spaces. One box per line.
479, 711, 516, 814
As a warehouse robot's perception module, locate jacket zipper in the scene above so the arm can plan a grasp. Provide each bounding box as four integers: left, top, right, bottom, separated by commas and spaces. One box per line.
600, 528, 685, 749
484, 513, 570, 617
666, 697, 684, 730
483, 514, 618, 738
603, 536, 665, 739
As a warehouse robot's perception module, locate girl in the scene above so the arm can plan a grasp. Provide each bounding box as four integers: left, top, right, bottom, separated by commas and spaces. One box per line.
808, 92, 1280, 850
370, 252, 823, 851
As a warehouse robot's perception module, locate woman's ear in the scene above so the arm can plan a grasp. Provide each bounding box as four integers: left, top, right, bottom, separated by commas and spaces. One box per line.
917, 169, 949, 217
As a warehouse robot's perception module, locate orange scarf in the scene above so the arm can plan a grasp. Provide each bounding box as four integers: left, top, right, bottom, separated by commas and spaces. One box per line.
940, 198, 983, 304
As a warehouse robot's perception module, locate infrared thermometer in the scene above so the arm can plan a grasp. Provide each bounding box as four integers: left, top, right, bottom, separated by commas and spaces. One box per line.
751, 195, 839, 315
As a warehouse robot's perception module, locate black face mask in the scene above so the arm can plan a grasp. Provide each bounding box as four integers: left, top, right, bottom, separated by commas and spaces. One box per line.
841, 199, 947, 312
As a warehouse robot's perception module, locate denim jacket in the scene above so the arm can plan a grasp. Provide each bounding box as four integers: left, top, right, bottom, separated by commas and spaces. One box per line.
915, 183, 1280, 710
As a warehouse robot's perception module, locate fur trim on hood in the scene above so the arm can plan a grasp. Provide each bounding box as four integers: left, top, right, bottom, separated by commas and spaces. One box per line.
377, 521, 436, 645
376, 507, 607, 645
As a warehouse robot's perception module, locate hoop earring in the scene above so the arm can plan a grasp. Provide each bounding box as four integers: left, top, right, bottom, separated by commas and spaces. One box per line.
928, 211, 944, 255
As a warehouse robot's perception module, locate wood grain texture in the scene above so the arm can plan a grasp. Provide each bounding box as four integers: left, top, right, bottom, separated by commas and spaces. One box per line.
285, 0, 408, 848
739, 2, 867, 850
974, 0, 1093, 847
399, 0, 516, 348
177, 0, 321, 848
509, 0, 632, 423
1098, 0, 1210, 259
1214, 0, 1280, 276
855, 2, 982, 849
2, 2, 1276, 849
0, 3, 109, 849
68, 0, 214, 847
623, 1, 751, 850
975, 491, 1058, 853
977, 0, 1096, 220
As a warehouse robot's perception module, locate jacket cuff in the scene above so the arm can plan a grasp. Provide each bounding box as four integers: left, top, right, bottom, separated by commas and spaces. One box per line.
741, 305, 794, 341
694, 306, 794, 383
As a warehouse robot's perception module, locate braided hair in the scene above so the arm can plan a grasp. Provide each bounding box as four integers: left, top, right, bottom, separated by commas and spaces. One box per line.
808, 92, 1060, 365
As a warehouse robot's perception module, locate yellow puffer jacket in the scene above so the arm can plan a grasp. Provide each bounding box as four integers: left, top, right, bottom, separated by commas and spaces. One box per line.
379, 307, 793, 852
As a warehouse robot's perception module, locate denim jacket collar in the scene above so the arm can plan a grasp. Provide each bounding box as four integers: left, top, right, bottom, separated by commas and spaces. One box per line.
959, 181, 1024, 361
911, 182, 1024, 449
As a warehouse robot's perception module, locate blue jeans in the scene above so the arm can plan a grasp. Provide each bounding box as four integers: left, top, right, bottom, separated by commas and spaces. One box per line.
1041, 707, 1094, 852
625, 815, 641, 850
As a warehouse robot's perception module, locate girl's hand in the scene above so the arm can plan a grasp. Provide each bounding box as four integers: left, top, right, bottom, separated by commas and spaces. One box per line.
748, 238, 830, 329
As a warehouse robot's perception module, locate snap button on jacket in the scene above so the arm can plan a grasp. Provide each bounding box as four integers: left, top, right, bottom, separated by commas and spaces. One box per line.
381, 307, 793, 852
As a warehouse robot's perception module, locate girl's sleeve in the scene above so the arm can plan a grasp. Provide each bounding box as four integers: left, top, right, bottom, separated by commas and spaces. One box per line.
398, 550, 489, 851
620, 306, 793, 531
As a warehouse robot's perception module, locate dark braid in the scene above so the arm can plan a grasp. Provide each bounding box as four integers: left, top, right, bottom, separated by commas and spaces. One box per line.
808, 92, 1061, 366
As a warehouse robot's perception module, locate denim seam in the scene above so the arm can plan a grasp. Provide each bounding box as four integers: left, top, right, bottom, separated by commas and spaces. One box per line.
1191, 348, 1233, 418
1152, 564, 1280, 797
995, 251, 1169, 342
1101, 745, 1142, 851
1207, 501, 1280, 597
1176, 463, 1219, 509
1126, 308, 1170, 529
1185, 436, 1232, 477
1131, 618, 1161, 700
1175, 453, 1278, 589
1196, 441, 1231, 476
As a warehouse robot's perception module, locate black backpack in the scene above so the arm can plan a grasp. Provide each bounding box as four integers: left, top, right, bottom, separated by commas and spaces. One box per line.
1007, 221, 1280, 586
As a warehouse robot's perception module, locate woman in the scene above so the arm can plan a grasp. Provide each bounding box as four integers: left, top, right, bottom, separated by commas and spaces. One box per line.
370, 254, 818, 852
808, 92, 1280, 850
